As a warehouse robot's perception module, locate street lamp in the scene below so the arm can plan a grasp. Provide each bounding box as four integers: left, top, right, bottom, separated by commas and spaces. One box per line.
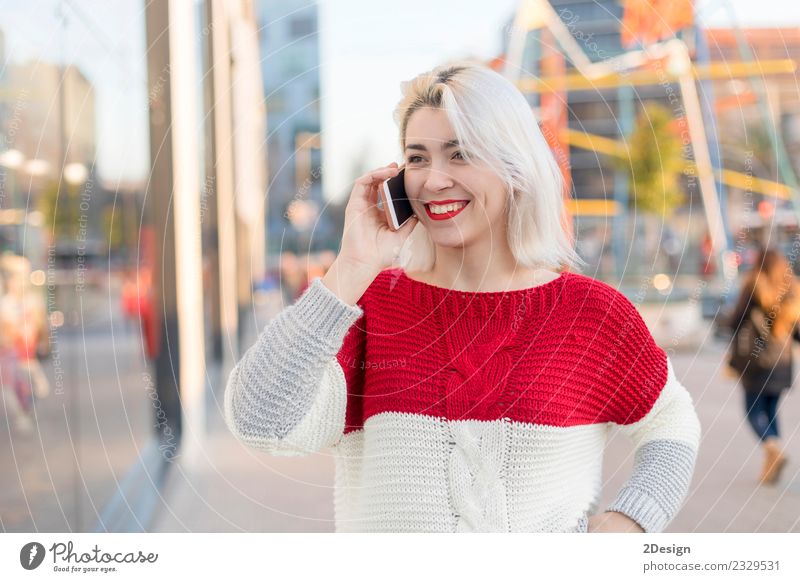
25, 159, 51, 178
63, 162, 88, 185
0, 149, 25, 169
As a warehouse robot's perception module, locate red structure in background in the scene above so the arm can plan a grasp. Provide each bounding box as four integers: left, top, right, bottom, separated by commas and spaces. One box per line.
621, 0, 695, 48
537, 28, 574, 242
490, 44, 574, 242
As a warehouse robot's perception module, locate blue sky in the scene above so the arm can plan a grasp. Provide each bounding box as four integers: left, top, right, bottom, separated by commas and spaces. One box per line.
1, 0, 800, 200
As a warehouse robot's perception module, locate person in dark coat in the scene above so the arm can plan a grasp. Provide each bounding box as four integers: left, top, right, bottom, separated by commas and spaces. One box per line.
727, 247, 799, 485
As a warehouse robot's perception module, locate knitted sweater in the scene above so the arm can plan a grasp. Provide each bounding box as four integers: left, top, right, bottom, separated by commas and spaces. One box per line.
224, 267, 701, 533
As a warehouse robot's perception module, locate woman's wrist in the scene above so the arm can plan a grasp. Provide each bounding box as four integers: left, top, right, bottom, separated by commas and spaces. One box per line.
587, 511, 646, 533
321, 257, 381, 307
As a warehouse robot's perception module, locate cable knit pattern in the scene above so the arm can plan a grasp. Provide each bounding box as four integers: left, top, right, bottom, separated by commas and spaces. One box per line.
447, 420, 509, 532
224, 268, 702, 532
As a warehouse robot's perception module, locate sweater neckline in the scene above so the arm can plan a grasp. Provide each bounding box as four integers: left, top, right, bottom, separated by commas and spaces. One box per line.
397, 268, 568, 297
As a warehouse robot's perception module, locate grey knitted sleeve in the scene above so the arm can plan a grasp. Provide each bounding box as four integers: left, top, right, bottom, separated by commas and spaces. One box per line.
604, 357, 701, 532
223, 277, 365, 456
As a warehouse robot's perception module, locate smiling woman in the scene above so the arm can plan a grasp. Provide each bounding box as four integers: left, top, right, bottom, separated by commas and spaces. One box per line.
224, 61, 702, 534
392, 62, 585, 282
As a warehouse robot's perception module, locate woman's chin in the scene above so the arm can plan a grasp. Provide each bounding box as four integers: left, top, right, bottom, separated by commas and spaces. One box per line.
429, 233, 469, 249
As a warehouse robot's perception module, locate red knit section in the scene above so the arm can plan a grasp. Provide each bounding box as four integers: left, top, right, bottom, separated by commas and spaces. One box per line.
336, 268, 667, 434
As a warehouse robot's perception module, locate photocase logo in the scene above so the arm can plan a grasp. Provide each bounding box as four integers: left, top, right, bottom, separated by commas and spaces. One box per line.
20, 542, 46, 570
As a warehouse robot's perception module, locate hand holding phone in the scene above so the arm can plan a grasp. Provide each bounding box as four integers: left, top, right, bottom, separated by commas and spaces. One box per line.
380, 167, 416, 231
334, 163, 419, 276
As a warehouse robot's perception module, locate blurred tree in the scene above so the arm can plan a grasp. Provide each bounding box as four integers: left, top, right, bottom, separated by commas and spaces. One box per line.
102, 206, 124, 252
613, 102, 685, 219
745, 124, 776, 175
38, 178, 122, 252
720, 122, 776, 177
611, 102, 685, 266
38, 178, 79, 242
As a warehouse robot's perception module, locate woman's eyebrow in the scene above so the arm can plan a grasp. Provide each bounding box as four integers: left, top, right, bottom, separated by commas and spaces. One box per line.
404, 139, 461, 152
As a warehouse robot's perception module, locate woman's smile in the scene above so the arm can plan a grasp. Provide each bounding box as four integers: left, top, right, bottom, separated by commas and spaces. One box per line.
424, 199, 470, 221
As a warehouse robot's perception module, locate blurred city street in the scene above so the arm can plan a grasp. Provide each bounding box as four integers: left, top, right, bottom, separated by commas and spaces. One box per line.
0, 280, 155, 532
3, 0, 800, 541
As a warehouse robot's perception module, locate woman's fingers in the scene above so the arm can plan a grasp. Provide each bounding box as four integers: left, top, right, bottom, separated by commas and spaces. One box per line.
355, 164, 400, 186
351, 165, 400, 213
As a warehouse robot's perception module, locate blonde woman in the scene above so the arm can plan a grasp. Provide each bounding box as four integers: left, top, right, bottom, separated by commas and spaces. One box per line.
224, 62, 701, 533
727, 247, 799, 485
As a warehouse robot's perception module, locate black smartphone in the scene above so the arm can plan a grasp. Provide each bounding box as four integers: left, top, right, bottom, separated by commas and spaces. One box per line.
380, 168, 415, 231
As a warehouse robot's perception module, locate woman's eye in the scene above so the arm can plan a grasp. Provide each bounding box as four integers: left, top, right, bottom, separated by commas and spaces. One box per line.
452, 151, 465, 160
407, 155, 423, 164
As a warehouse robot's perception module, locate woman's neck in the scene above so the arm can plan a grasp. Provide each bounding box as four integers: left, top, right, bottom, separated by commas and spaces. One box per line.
410, 256, 559, 293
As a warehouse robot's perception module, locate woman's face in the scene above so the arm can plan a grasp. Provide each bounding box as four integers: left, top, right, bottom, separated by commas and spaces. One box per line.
403, 107, 508, 249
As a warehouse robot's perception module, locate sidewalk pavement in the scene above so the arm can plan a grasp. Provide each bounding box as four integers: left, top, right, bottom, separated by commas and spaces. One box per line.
151, 292, 338, 532
152, 313, 800, 533
0, 318, 155, 532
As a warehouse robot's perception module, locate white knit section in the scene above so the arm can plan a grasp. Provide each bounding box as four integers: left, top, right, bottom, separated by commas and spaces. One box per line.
615, 357, 702, 449
449, 420, 509, 532
226, 352, 699, 531
331, 412, 608, 532
223, 356, 348, 456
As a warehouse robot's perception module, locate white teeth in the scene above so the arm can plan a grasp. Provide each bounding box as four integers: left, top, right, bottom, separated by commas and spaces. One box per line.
428, 201, 468, 215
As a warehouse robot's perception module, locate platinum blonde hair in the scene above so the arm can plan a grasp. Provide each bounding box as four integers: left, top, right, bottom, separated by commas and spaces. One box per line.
392, 60, 586, 273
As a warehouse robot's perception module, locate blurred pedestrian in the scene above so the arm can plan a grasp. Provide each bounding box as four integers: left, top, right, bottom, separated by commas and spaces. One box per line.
0, 263, 34, 434
120, 266, 139, 333
700, 232, 715, 279
0, 338, 33, 433
726, 247, 800, 485
0, 255, 50, 401
135, 267, 158, 360
279, 251, 301, 305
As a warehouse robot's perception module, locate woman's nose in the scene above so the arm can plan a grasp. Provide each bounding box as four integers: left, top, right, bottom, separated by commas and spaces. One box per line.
423, 168, 454, 192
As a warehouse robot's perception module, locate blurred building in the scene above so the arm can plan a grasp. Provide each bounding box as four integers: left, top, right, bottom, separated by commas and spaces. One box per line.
257, 0, 334, 254
705, 27, 800, 255
0, 28, 7, 146
3, 61, 96, 170
706, 28, 800, 129
0, 56, 96, 219
501, 1, 712, 279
